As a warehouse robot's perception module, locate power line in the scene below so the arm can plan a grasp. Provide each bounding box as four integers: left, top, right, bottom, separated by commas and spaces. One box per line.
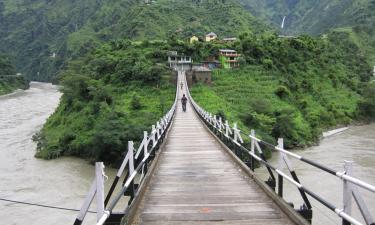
0, 198, 96, 214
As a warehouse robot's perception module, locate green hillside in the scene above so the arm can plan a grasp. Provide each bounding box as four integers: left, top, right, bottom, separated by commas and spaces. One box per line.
240, 0, 374, 34
34, 39, 178, 165
0, 55, 29, 95
240, 0, 375, 62
0, 0, 265, 81
191, 33, 372, 149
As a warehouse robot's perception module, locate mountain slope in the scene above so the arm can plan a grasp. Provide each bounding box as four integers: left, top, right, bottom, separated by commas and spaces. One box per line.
0, 0, 266, 81
239, 0, 374, 34
191, 33, 372, 149
239, 0, 375, 63
0, 55, 29, 95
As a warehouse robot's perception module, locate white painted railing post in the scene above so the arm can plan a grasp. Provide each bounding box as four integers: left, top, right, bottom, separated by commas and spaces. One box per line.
250, 130, 255, 153
343, 161, 353, 225
74, 162, 106, 225
277, 138, 293, 171
143, 131, 148, 155
163, 116, 168, 129
277, 138, 284, 169
225, 120, 232, 138
151, 125, 156, 147
96, 162, 105, 222
128, 141, 135, 175
74, 179, 97, 225
156, 122, 161, 139
277, 138, 286, 197
233, 123, 243, 144
127, 141, 135, 199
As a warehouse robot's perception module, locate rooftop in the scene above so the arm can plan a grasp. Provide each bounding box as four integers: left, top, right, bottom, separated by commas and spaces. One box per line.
206, 32, 217, 37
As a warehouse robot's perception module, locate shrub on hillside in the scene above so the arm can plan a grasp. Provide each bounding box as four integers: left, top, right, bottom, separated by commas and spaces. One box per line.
274, 85, 291, 99
358, 82, 375, 119
131, 94, 143, 110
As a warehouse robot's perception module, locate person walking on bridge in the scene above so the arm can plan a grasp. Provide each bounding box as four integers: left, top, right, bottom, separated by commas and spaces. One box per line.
181, 94, 187, 112
180, 81, 183, 90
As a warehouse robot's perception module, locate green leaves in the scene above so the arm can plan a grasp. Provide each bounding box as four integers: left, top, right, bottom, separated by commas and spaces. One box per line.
35, 39, 175, 164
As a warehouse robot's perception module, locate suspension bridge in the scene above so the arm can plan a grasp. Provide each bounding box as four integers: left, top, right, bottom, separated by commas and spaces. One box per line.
74, 70, 375, 225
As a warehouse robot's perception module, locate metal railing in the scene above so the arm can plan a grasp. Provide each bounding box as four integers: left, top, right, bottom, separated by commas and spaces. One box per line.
184, 74, 375, 225
73, 83, 179, 225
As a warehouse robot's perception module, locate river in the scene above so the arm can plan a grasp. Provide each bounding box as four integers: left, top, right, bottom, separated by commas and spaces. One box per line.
0, 82, 111, 225
258, 124, 375, 225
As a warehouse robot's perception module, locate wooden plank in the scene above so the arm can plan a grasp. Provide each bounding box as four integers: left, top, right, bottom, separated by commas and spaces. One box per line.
140, 220, 293, 225
141, 211, 283, 221
142, 203, 278, 213
144, 195, 271, 204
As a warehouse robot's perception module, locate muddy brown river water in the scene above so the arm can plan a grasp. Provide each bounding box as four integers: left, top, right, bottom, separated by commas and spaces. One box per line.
258, 123, 375, 225
0, 82, 373, 225
0, 83, 119, 225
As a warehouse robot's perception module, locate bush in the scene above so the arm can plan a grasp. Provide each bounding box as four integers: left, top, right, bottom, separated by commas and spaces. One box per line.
92, 113, 127, 165
131, 94, 142, 110
275, 85, 291, 99
358, 82, 375, 119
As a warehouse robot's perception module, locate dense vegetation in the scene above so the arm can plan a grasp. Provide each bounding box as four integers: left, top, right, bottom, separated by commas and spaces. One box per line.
240, 0, 375, 62
240, 0, 375, 35
1, 0, 375, 81
190, 33, 372, 150
0, 0, 265, 81
0, 55, 29, 95
34, 39, 179, 165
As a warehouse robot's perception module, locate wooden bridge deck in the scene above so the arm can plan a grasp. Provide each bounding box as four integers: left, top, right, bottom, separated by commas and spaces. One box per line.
130, 72, 296, 225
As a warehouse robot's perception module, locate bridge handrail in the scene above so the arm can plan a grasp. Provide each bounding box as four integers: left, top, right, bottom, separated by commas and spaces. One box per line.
183, 75, 374, 225
247, 133, 375, 193
98, 87, 179, 225
74, 79, 179, 225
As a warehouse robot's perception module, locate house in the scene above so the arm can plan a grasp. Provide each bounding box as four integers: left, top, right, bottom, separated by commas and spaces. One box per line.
190, 35, 199, 43
186, 66, 212, 86
219, 49, 240, 69
167, 51, 192, 71
205, 32, 217, 42
202, 60, 220, 70
202, 56, 220, 69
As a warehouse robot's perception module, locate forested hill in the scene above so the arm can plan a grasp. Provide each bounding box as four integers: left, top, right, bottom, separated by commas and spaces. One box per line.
0, 0, 266, 82
240, 0, 375, 35
239, 0, 375, 62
